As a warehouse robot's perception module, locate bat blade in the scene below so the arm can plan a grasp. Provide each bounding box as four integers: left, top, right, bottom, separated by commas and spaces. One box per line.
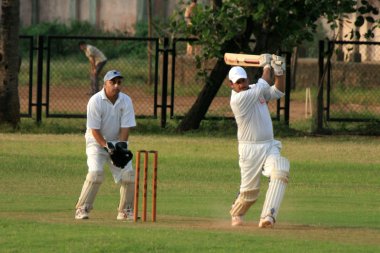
224, 53, 261, 67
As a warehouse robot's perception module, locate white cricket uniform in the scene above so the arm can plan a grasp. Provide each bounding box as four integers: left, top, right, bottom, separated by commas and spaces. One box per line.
84, 45, 107, 65
230, 78, 284, 192
85, 88, 136, 183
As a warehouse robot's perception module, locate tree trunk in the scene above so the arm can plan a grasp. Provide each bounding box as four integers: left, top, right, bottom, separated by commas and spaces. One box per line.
0, 0, 20, 127
177, 57, 230, 131
291, 47, 298, 90
177, 27, 278, 132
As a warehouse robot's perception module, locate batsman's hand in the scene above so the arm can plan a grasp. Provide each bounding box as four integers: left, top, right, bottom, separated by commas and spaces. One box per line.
110, 142, 133, 169
104, 142, 115, 154
271, 54, 286, 76
259, 54, 272, 67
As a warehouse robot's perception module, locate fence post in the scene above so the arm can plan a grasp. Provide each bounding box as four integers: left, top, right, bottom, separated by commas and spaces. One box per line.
284, 52, 291, 125
160, 37, 169, 128
316, 40, 325, 132
36, 35, 44, 123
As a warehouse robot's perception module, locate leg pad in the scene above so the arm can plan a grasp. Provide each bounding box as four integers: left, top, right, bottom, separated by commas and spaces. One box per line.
118, 169, 135, 212
260, 157, 290, 221
230, 189, 260, 217
76, 171, 104, 211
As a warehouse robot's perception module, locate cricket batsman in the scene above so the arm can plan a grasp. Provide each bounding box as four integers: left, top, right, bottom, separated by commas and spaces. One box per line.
227, 55, 290, 228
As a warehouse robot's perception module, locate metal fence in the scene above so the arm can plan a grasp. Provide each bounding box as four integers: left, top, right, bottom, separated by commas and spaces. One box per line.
320, 40, 380, 123
19, 35, 161, 120
18, 35, 291, 127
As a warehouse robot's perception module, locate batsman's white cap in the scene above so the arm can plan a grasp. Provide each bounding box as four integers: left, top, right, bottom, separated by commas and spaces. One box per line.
104, 70, 123, 82
228, 66, 247, 83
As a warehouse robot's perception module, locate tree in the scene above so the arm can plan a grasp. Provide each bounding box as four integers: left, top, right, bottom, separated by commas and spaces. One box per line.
0, 0, 20, 128
170, 0, 379, 131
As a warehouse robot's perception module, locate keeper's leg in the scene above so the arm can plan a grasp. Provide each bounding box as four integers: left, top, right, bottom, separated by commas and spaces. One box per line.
117, 166, 135, 220
75, 171, 104, 219
230, 189, 260, 226
259, 156, 290, 228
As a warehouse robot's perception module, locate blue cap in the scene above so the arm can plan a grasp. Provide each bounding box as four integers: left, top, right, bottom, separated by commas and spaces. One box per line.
104, 70, 123, 82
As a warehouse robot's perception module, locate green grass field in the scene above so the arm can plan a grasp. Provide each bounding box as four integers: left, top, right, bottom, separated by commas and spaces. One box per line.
0, 133, 379, 252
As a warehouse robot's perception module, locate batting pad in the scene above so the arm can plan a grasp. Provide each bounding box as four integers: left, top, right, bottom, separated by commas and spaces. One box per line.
118, 169, 135, 211
230, 189, 260, 217
76, 171, 104, 211
260, 157, 289, 221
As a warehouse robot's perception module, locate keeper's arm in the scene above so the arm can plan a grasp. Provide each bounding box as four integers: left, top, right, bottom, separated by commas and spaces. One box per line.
119, 128, 130, 142
91, 129, 107, 148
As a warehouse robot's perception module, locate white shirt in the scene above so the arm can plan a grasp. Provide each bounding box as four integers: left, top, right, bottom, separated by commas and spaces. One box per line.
85, 89, 136, 142
84, 45, 107, 65
230, 78, 284, 143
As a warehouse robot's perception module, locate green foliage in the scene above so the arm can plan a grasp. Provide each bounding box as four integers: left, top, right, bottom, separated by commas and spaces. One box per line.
297, 21, 327, 57
19, 21, 149, 58
347, 0, 380, 39
169, 0, 379, 61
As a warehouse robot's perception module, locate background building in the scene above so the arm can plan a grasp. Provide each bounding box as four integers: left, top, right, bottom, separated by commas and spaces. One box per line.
18, 0, 170, 34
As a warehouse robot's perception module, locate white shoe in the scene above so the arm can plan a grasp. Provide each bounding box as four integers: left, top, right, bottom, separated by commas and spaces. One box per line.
75, 208, 89, 220
231, 216, 243, 226
117, 208, 134, 221
258, 216, 274, 228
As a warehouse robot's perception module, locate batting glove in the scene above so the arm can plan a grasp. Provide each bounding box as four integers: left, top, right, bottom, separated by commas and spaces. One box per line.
259, 54, 272, 67
271, 54, 286, 76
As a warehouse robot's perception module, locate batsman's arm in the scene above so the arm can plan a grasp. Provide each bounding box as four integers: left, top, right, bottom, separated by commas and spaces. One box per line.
262, 64, 272, 84
271, 54, 286, 92
274, 75, 285, 93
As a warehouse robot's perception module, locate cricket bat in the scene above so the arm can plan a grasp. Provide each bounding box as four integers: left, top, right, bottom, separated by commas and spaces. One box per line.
224, 53, 272, 67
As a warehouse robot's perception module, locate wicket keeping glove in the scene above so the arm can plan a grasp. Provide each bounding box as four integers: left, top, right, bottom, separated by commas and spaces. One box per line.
109, 142, 133, 169
104, 142, 116, 154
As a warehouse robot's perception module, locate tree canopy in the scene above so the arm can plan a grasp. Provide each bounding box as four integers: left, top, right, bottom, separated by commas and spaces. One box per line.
168, 0, 379, 131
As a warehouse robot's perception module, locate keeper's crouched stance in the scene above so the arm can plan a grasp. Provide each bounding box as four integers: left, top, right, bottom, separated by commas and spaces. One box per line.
75, 70, 136, 221
75, 141, 135, 221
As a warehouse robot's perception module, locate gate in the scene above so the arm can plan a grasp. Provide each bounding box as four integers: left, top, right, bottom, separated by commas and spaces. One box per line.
45, 36, 160, 119
320, 40, 380, 123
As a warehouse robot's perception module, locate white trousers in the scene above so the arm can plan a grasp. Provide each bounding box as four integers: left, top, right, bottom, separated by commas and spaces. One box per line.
86, 139, 133, 184
238, 140, 282, 192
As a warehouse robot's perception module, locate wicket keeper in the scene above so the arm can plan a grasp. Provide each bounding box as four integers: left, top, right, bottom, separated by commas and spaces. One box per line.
75, 70, 136, 221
